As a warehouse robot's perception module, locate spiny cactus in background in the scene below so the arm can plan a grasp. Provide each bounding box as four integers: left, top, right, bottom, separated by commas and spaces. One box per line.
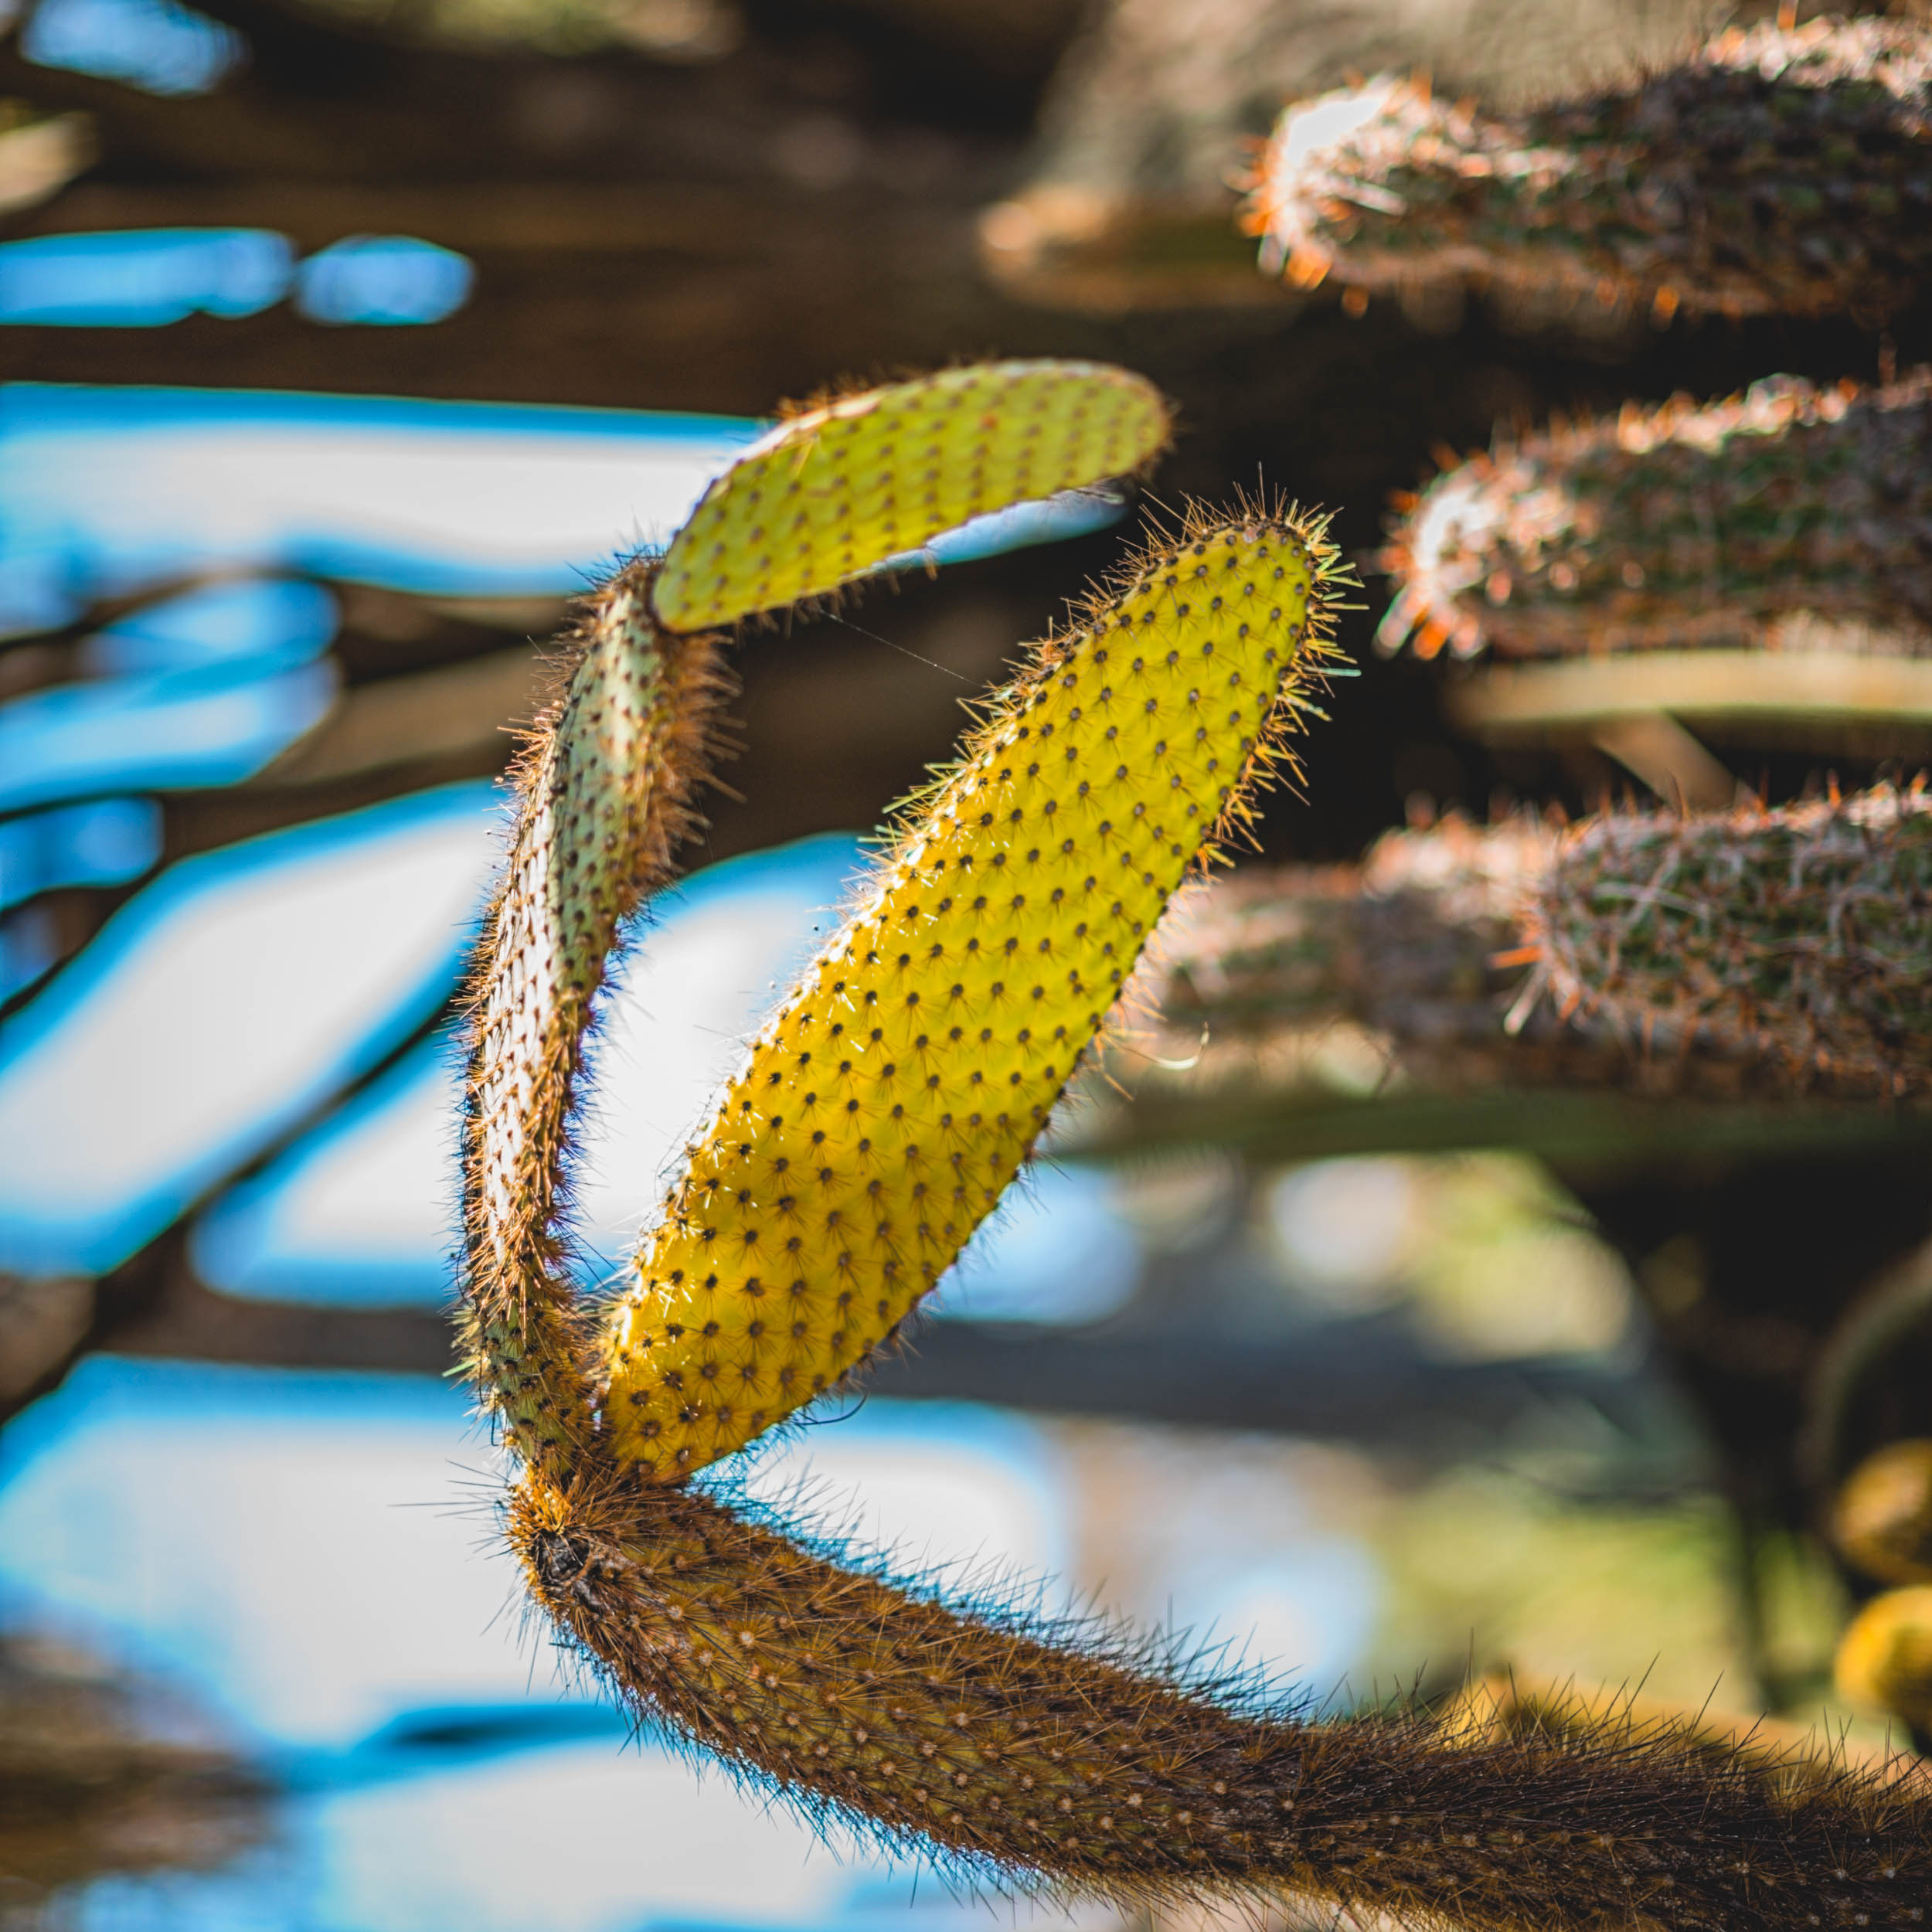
1526, 784, 1932, 1101
1151, 787, 1932, 1104
464, 364, 1932, 1930
1376, 369, 1932, 661
1244, 15, 1932, 325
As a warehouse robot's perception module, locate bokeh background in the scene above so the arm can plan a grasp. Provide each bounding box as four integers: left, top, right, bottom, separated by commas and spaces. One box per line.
1, 1, 1928, 1927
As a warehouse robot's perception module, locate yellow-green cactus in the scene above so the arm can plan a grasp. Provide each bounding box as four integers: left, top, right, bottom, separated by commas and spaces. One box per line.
459, 361, 1170, 1474
461, 362, 1932, 1932
1837, 1441, 1932, 1589
654, 361, 1168, 632
604, 511, 1342, 1478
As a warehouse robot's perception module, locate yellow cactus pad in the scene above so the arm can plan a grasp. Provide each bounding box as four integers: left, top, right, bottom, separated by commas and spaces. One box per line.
601, 509, 1344, 1478
651, 361, 1169, 634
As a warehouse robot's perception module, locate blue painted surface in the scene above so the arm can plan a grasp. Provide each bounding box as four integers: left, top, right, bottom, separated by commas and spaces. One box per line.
21, 0, 243, 94
294, 236, 474, 327
0, 782, 502, 1276
188, 830, 1141, 1325
0, 797, 162, 911
80, 578, 339, 675
0, 384, 764, 631
0, 655, 337, 811
0, 230, 291, 326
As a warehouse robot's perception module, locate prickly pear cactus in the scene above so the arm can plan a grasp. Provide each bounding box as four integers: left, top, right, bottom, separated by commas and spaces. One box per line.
655, 361, 1169, 632
1526, 784, 1932, 1100
607, 511, 1340, 1478
1376, 369, 1932, 660
463, 362, 1932, 1932
1245, 15, 1932, 325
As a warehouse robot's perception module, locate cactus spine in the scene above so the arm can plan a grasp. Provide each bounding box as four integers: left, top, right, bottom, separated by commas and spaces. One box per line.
1377, 370, 1932, 661
1246, 16, 1932, 325
603, 512, 1342, 1478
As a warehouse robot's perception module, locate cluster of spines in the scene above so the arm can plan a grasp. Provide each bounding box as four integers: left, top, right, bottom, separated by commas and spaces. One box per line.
1149, 794, 1932, 1107
1245, 15, 1932, 325
600, 505, 1348, 1478
1376, 369, 1932, 661
1525, 784, 1932, 1100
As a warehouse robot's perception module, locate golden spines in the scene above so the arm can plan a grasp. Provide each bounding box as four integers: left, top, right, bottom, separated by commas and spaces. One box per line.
600, 510, 1345, 1479
460, 562, 729, 1469
651, 361, 1169, 633
514, 1466, 1932, 1930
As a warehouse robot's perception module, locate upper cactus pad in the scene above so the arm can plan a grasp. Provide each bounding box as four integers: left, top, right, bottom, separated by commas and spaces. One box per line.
652, 362, 1170, 634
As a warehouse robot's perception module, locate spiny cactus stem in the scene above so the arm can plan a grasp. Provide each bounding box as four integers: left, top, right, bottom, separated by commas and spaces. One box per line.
459, 561, 729, 1472
513, 1463, 1932, 1930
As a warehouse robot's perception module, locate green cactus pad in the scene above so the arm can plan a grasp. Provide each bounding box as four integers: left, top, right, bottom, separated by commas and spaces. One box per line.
1378, 370, 1932, 659
652, 361, 1169, 633
1247, 16, 1932, 325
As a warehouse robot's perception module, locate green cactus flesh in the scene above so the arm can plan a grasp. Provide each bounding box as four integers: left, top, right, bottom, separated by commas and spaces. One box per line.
1527, 784, 1932, 1100
1377, 370, 1932, 660
1247, 16, 1932, 324
460, 566, 730, 1470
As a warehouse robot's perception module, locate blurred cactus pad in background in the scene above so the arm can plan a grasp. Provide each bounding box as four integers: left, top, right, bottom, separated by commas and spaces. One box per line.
1247, 15, 1932, 325
1379, 372, 1932, 660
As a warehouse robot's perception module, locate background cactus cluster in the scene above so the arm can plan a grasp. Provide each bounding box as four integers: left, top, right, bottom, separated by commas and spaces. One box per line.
1154, 783, 1932, 1105
1230, 5, 1932, 1760
1246, 14, 1932, 325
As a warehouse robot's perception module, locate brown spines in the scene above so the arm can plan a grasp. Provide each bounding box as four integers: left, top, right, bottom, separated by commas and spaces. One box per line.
459, 560, 730, 1471
511, 1465, 1932, 1929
